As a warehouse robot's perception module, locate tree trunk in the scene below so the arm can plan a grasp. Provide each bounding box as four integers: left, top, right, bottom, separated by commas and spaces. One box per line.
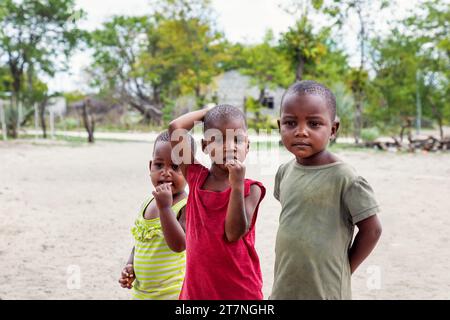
82, 99, 95, 143
296, 57, 305, 81
428, 97, 444, 140
9, 95, 18, 138
258, 88, 265, 105
437, 117, 443, 140
39, 100, 48, 139
353, 90, 363, 144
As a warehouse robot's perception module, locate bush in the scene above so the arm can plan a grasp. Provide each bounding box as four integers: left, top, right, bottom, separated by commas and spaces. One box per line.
57, 117, 79, 130
361, 127, 380, 142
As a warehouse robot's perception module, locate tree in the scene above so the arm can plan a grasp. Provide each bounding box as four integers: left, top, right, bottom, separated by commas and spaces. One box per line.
290, 0, 389, 142
405, 0, 450, 139
279, 17, 329, 81
143, 14, 228, 109
0, 0, 85, 137
332, 0, 389, 143
88, 15, 165, 123
369, 30, 421, 137
368, 1, 449, 139
240, 31, 293, 109
88, 0, 227, 122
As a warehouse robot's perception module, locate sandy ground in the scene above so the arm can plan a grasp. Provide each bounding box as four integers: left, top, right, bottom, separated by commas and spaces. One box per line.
1, 139, 450, 300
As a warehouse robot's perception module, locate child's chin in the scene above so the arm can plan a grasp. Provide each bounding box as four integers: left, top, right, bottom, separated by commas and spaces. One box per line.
171, 186, 185, 195
212, 161, 228, 169
292, 150, 313, 159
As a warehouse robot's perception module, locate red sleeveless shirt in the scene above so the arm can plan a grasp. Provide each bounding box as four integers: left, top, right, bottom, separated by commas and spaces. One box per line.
179, 163, 266, 300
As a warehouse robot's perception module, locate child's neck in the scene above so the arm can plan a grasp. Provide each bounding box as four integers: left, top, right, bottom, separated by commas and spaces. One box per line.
172, 191, 187, 203
296, 149, 339, 166
201, 163, 231, 192
209, 164, 230, 182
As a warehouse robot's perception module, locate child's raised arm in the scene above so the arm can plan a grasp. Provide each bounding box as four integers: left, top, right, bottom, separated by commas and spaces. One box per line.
349, 215, 382, 273
153, 183, 186, 252
224, 160, 263, 242
168, 108, 209, 178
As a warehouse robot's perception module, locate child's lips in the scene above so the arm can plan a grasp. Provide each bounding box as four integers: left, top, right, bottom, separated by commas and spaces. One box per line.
157, 181, 173, 186
292, 142, 311, 147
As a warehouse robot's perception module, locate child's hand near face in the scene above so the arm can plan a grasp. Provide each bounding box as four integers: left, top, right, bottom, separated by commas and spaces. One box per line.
225, 159, 246, 188
152, 183, 173, 209
118, 264, 135, 289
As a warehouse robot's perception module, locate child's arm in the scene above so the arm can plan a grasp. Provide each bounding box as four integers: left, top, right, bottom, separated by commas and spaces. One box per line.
126, 246, 135, 265
349, 215, 382, 273
153, 183, 186, 252
224, 160, 262, 242
168, 108, 209, 178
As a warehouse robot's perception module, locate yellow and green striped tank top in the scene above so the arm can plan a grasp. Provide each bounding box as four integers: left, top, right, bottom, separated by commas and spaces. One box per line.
131, 196, 187, 300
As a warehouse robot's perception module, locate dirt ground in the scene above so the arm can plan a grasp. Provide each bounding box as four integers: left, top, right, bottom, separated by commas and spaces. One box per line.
1, 140, 450, 299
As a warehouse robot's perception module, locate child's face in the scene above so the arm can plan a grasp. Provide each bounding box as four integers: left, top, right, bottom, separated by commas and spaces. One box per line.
149, 141, 186, 195
279, 93, 338, 161
202, 118, 249, 170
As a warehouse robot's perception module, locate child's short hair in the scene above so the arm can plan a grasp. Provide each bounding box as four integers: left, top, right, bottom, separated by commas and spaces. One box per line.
281, 80, 337, 120
154, 130, 196, 156
203, 104, 247, 132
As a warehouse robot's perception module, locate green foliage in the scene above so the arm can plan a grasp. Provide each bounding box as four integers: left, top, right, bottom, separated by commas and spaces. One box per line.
0, 0, 85, 137
244, 96, 277, 132
0, 0, 447, 142
361, 127, 380, 142
161, 98, 176, 125
279, 16, 329, 80
88, 0, 228, 118
240, 30, 294, 90
0, 0, 86, 78
57, 117, 79, 130
365, 0, 449, 137
64, 91, 86, 104
368, 30, 419, 128
333, 82, 354, 137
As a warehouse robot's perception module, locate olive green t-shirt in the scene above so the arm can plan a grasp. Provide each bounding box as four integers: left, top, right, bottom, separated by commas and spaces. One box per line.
270, 159, 380, 300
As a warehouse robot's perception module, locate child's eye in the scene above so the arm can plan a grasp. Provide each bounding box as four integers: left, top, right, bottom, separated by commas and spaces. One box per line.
283, 121, 296, 127
153, 163, 163, 169
309, 121, 321, 128
235, 136, 245, 144
171, 164, 180, 171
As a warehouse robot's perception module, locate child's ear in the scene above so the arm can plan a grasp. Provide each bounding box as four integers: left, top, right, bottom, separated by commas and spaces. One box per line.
149, 160, 152, 171
330, 118, 340, 139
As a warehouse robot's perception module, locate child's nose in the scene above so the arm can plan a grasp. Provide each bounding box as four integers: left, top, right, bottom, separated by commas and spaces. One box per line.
224, 139, 237, 152
162, 168, 172, 176
295, 125, 308, 137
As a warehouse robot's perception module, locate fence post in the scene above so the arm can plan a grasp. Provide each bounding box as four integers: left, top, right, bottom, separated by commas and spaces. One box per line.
0, 100, 7, 141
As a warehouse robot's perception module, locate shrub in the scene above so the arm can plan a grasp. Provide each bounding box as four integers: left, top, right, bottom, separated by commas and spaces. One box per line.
361, 127, 380, 142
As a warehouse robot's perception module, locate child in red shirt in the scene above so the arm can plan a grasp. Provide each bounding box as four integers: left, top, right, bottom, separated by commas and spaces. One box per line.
168, 104, 266, 300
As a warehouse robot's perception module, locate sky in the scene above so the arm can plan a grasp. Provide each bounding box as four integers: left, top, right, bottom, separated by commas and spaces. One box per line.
46, 0, 420, 93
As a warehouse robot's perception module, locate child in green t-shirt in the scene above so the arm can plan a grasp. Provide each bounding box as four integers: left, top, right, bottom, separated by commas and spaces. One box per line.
270, 80, 382, 300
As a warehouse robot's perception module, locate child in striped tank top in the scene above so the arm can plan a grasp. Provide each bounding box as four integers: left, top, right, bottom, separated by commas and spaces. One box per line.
118, 131, 194, 300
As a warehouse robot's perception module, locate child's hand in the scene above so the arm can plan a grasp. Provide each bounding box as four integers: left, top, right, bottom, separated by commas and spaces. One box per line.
225, 159, 246, 188
118, 264, 135, 289
152, 183, 173, 210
